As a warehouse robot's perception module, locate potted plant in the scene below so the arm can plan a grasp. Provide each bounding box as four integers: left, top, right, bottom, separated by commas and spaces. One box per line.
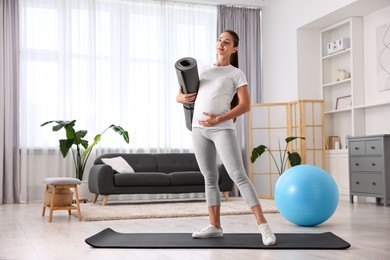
251, 136, 305, 175
41, 120, 129, 180
41, 120, 129, 202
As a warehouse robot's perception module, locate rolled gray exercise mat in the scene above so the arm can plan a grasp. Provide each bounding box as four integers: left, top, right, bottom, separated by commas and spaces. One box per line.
175, 57, 199, 131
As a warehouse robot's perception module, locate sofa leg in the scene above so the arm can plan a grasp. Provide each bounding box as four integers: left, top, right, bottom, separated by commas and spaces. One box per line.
102, 195, 109, 206
93, 194, 98, 204
223, 192, 230, 202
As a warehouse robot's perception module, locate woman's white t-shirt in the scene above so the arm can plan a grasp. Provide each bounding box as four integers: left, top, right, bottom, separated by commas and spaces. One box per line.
192, 64, 248, 129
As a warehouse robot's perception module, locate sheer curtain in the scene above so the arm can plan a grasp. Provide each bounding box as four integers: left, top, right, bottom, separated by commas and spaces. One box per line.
1, 0, 20, 204
217, 6, 262, 190
19, 0, 217, 202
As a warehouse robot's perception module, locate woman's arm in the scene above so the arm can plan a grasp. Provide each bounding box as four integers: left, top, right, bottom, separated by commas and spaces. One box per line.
198, 85, 250, 127
176, 86, 197, 104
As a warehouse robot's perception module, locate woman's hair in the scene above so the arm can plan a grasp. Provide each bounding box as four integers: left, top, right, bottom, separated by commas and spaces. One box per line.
224, 30, 240, 122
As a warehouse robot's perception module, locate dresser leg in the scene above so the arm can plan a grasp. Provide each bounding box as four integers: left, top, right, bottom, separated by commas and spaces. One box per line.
350, 195, 354, 204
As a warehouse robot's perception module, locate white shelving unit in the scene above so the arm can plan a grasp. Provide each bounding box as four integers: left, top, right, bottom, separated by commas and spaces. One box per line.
321, 17, 365, 149
320, 17, 364, 198
320, 16, 390, 199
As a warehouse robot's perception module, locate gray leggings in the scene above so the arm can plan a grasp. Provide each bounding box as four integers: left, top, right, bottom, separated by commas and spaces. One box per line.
192, 127, 260, 208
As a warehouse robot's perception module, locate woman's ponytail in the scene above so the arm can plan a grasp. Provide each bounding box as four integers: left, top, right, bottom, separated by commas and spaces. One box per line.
225, 30, 240, 123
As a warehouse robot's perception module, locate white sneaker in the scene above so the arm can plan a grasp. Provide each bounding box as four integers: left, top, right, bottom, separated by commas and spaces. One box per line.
192, 224, 223, 238
258, 223, 276, 246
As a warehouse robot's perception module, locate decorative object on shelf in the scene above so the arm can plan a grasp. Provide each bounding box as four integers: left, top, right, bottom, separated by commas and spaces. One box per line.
376, 22, 390, 92
331, 69, 339, 82
334, 141, 340, 150
337, 69, 350, 81
328, 136, 340, 150
327, 37, 350, 55
41, 120, 129, 181
251, 136, 305, 175
335, 95, 352, 110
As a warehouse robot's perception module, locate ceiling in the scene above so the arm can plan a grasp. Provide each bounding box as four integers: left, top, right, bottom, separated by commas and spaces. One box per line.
169, 0, 267, 8
301, 0, 390, 29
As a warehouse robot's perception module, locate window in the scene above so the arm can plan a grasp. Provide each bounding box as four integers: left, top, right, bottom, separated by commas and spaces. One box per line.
19, 0, 217, 151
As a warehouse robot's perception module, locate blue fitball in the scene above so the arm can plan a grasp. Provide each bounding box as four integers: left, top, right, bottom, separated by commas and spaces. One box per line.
274, 164, 339, 226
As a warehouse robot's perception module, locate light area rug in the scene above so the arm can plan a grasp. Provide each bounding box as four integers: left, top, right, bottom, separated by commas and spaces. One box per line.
76, 198, 278, 222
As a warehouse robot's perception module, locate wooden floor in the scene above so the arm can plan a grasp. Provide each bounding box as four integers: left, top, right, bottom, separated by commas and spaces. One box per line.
0, 198, 389, 260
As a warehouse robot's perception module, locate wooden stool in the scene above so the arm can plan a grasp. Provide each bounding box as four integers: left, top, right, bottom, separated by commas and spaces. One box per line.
42, 177, 82, 222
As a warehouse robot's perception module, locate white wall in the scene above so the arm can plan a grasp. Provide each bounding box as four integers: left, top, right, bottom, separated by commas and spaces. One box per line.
363, 5, 390, 134
261, 0, 357, 102
363, 5, 390, 105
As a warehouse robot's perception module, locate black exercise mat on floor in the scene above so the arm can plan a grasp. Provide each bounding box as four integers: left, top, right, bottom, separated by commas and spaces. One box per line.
85, 228, 350, 249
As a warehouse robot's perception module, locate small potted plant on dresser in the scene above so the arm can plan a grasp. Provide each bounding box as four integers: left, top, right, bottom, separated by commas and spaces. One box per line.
41, 120, 129, 203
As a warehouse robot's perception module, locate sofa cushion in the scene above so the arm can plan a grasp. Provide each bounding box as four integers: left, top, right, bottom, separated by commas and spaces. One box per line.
169, 171, 204, 186
101, 157, 135, 173
95, 153, 158, 172
155, 153, 200, 173
114, 172, 169, 186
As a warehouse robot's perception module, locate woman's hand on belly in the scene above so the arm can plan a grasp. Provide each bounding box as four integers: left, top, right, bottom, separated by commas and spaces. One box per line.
198, 112, 222, 127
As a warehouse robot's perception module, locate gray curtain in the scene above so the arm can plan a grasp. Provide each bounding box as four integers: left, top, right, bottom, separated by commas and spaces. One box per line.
217, 6, 262, 194
217, 5, 262, 103
0, 0, 20, 204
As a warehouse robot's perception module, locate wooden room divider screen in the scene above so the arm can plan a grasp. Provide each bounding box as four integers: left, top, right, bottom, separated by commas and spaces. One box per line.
249, 100, 326, 199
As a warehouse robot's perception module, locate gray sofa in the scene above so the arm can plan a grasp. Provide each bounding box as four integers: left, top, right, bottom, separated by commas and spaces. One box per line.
88, 153, 234, 206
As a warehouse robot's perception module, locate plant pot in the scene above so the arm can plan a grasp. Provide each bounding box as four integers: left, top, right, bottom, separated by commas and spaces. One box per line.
44, 186, 74, 207
76, 180, 92, 202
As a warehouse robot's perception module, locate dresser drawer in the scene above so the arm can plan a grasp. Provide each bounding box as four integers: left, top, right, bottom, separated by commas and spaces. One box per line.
350, 141, 365, 156
350, 173, 383, 194
350, 157, 383, 172
365, 140, 383, 155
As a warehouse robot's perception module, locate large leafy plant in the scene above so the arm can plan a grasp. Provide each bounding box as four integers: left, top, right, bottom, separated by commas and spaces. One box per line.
251, 136, 305, 175
41, 120, 129, 180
